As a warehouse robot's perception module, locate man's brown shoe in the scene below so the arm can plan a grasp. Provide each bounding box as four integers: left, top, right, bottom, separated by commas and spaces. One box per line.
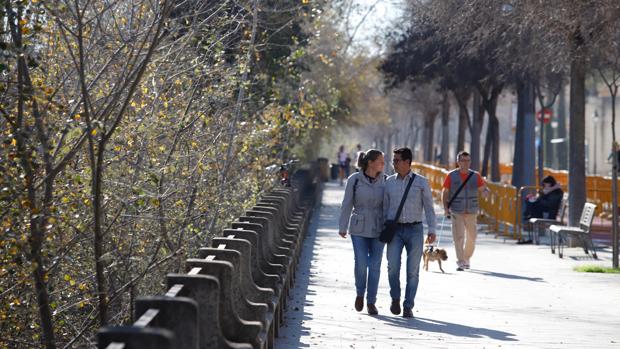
367, 303, 378, 315
390, 299, 401, 315
355, 296, 363, 312
403, 308, 414, 318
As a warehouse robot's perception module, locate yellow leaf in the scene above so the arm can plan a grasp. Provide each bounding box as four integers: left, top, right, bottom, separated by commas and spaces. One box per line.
69, 280, 75, 286
11, 138, 17, 146
91, 129, 97, 136
79, 283, 87, 291
64, 274, 71, 281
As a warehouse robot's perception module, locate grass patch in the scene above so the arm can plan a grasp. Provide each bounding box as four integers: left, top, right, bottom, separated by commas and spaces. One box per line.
574, 265, 620, 274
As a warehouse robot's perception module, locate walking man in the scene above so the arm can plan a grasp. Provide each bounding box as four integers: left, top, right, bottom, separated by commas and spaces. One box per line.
441, 151, 488, 271
384, 147, 436, 318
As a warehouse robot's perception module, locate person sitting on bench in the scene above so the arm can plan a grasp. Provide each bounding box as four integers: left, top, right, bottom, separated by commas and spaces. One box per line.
524, 175, 564, 221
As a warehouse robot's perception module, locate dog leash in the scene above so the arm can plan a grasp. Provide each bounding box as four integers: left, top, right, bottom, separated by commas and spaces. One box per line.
427, 215, 447, 252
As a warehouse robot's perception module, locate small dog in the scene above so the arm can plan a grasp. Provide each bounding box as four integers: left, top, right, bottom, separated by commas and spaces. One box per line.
423, 239, 448, 273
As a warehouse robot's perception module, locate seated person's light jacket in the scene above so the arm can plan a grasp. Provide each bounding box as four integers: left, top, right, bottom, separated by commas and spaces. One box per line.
339, 172, 386, 238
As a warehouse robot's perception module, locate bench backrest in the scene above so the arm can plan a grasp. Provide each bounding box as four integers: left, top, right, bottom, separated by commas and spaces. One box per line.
557, 193, 569, 223
579, 203, 597, 233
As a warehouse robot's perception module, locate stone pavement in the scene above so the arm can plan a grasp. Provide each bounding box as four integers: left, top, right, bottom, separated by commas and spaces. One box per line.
275, 182, 620, 349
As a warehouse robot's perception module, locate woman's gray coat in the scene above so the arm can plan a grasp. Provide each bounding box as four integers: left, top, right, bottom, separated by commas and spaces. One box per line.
338, 171, 385, 238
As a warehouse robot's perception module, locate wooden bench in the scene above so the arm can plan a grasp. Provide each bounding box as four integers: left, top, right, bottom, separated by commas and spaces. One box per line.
549, 203, 598, 259
525, 193, 568, 245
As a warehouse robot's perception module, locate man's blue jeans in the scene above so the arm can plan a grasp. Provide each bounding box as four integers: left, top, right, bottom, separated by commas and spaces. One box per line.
386, 223, 424, 309
350, 235, 385, 304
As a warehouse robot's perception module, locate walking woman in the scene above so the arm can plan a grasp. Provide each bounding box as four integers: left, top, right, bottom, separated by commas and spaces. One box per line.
338, 149, 386, 315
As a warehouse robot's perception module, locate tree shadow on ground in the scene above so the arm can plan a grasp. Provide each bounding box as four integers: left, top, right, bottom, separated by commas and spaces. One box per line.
466, 269, 545, 282
374, 315, 518, 341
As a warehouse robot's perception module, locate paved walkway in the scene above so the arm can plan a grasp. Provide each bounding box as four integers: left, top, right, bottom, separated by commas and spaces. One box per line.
275, 182, 620, 349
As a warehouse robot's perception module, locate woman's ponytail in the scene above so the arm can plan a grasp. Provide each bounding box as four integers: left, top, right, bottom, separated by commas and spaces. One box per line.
358, 149, 382, 172
357, 151, 367, 170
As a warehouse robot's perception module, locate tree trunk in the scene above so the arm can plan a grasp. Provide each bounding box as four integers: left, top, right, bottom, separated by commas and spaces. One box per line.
92, 152, 109, 325
425, 114, 437, 162
490, 111, 501, 182
557, 85, 568, 170
386, 132, 393, 171
457, 103, 467, 158
470, 90, 483, 171
544, 119, 554, 168
453, 88, 471, 164
512, 82, 525, 188
9, 2, 56, 345
478, 84, 502, 181
568, 46, 587, 226
487, 96, 502, 183
537, 105, 545, 183
440, 90, 450, 166
611, 91, 619, 268
482, 119, 492, 177
411, 121, 420, 162
513, 81, 537, 190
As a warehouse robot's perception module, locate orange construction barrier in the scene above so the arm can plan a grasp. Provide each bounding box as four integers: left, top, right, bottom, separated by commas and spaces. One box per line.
412, 162, 520, 239
412, 162, 620, 239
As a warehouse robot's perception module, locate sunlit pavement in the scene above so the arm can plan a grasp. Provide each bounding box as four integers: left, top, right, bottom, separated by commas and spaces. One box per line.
275, 181, 620, 349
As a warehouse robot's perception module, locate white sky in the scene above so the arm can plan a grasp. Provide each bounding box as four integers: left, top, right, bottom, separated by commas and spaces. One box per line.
348, 0, 406, 53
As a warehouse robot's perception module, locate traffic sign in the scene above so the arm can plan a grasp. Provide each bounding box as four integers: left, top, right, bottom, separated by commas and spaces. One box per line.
536, 108, 553, 124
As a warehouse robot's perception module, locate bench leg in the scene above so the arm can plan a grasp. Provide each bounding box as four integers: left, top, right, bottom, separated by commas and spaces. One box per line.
587, 237, 598, 259
578, 235, 589, 255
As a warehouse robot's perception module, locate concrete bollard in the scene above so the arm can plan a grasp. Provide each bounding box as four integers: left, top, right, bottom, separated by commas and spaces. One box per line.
166, 273, 252, 349
214, 233, 282, 292
246, 209, 297, 247
241, 213, 295, 259
98, 326, 174, 349
184, 258, 265, 349
234, 217, 292, 269
197, 247, 275, 313
253, 204, 301, 236
207, 238, 282, 339
134, 296, 199, 349
253, 204, 302, 252
259, 196, 305, 230
198, 247, 277, 347
259, 195, 305, 229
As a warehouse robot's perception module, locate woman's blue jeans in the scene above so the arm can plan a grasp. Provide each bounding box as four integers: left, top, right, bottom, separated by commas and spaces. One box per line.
350, 235, 385, 305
